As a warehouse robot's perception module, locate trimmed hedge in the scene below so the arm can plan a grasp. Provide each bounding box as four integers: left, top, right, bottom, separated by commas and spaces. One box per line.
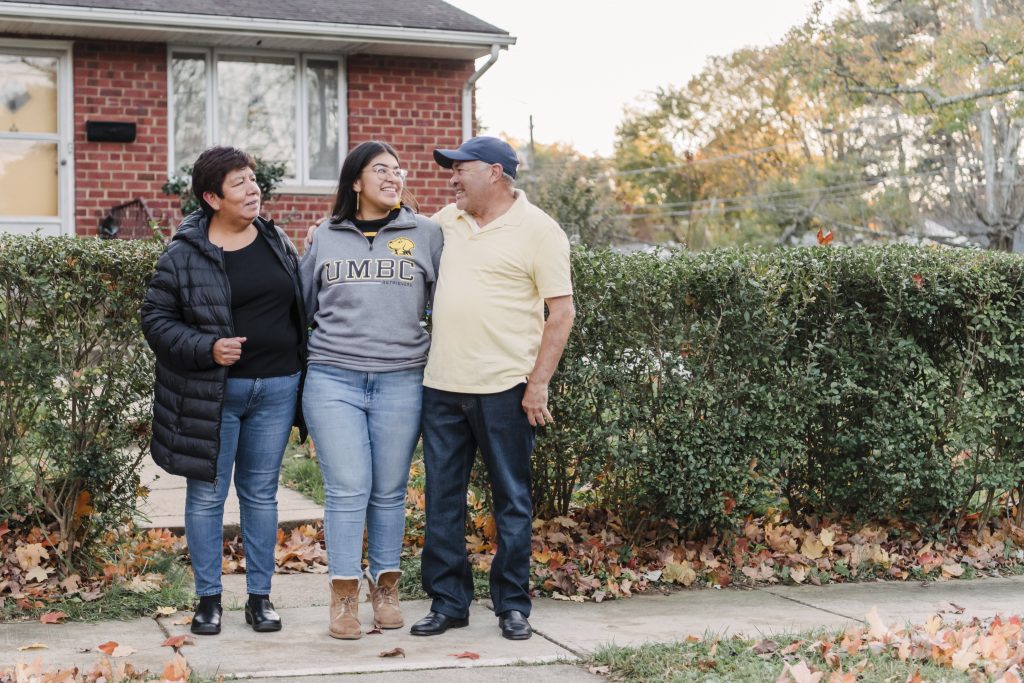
536, 246, 1024, 538
4, 236, 1023, 560
0, 235, 162, 570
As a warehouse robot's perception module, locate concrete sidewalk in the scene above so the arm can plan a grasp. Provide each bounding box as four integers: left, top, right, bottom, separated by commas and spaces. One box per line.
4, 573, 1024, 680
9, 461, 1021, 679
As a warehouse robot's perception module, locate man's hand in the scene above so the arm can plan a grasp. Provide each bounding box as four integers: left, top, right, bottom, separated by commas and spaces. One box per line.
522, 380, 553, 427
213, 337, 246, 366
304, 222, 322, 247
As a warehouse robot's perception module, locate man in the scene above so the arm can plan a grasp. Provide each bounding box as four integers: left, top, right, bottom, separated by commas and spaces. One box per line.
409, 136, 575, 641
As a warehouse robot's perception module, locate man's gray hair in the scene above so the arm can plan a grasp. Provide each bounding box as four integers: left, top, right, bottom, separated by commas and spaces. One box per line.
501, 172, 516, 187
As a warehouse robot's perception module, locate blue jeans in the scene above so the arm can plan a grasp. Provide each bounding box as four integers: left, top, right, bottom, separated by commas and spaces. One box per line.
302, 364, 423, 579
185, 371, 300, 597
420, 383, 535, 619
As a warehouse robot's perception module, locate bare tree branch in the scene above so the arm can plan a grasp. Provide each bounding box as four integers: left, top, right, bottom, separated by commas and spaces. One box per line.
848, 82, 1024, 108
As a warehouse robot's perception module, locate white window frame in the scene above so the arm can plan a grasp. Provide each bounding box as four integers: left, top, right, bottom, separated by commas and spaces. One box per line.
0, 38, 75, 236
166, 46, 346, 192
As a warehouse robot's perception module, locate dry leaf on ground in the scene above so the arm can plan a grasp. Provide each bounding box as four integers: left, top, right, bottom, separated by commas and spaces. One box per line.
39, 611, 68, 624
16, 643, 47, 651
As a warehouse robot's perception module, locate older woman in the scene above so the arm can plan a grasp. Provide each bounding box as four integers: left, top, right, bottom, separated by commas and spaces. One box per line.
141, 146, 306, 636
301, 140, 442, 639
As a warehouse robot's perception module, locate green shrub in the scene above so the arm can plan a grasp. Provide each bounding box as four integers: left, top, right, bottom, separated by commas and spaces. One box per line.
0, 235, 162, 573
537, 246, 1024, 538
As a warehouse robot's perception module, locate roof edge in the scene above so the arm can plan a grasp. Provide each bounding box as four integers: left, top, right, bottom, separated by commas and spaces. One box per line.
0, 2, 516, 47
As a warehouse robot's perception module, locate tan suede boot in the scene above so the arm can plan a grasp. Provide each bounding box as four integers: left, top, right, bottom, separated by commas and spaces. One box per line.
329, 578, 362, 639
366, 569, 403, 629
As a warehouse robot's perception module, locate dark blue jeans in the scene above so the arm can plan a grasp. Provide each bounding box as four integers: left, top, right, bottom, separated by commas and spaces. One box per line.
420, 383, 535, 619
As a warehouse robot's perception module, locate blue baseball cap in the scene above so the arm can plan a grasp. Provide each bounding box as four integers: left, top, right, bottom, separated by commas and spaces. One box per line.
433, 136, 519, 179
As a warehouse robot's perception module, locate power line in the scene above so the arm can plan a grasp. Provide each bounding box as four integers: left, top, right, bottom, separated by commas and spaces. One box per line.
622, 171, 937, 214
609, 173, 1024, 221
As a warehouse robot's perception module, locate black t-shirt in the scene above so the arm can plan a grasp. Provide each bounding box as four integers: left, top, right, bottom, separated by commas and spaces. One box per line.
222, 232, 302, 378
352, 207, 401, 244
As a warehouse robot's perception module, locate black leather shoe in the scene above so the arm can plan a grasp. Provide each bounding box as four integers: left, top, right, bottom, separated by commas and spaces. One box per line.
245, 597, 282, 632
409, 611, 469, 636
498, 610, 532, 640
190, 599, 222, 636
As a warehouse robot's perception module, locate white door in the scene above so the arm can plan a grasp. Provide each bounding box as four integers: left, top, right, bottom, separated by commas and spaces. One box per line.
0, 41, 73, 236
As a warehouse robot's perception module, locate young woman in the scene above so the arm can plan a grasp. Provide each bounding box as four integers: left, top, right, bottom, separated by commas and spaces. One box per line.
141, 146, 306, 636
300, 141, 442, 639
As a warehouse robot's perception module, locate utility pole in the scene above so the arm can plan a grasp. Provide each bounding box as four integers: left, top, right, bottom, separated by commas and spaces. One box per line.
528, 114, 536, 171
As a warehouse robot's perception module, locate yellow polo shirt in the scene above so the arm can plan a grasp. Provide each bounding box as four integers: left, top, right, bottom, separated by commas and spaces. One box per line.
424, 190, 573, 394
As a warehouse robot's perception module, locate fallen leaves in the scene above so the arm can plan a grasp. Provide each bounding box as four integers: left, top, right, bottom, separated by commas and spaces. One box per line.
39, 611, 68, 624
2, 524, 185, 610
756, 610, 1024, 681
162, 652, 190, 681
161, 635, 194, 649
16, 643, 47, 651
661, 561, 697, 586
379, 647, 406, 658
523, 509, 1024, 601
450, 651, 481, 660
124, 573, 163, 594
96, 640, 137, 657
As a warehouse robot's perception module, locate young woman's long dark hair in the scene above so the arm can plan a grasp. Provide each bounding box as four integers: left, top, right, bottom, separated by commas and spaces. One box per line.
330, 140, 415, 221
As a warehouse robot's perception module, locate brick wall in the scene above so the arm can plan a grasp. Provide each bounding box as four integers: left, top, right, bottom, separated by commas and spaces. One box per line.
346, 55, 474, 217
63, 42, 473, 240
72, 40, 177, 236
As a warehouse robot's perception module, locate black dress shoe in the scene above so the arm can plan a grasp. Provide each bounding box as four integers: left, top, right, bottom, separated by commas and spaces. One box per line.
409, 611, 469, 636
498, 610, 532, 640
190, 599, 222, 636
245, 597, 282, 632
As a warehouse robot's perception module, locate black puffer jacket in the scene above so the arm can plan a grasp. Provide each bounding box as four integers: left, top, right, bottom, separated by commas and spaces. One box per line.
140, 210, 307, 482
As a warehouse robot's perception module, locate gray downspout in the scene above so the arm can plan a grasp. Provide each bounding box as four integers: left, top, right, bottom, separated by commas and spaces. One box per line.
462, 44, 501, 141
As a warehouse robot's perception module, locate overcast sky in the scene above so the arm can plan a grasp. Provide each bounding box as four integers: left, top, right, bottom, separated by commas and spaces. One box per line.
445, 1, 819, 157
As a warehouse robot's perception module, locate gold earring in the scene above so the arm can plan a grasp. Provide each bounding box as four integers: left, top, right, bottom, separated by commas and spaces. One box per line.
356, 192, 361, 212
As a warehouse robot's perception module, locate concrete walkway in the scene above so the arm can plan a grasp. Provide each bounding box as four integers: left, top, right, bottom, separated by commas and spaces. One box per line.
135, 459, 323, 534
4, 462, 1023, 680
4, 574, 1024, 680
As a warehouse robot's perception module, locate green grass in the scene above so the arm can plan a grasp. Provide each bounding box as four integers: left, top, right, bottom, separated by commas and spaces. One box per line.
397, 552, 490, 601
0, 552, 194, 623
279, 451, 325, 504
590, 635, 971, 683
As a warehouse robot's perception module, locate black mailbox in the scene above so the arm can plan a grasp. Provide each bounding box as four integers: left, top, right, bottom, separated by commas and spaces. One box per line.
86, 121, 137, 143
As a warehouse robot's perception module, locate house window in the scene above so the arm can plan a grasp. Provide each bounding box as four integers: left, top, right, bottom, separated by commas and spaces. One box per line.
169, 49, 344, 186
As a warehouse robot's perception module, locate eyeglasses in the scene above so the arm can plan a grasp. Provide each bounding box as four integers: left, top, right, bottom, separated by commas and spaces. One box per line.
369, 165, 408, 181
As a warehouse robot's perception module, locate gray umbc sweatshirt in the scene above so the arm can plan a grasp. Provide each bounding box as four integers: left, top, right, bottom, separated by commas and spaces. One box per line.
300, 207, 443, 372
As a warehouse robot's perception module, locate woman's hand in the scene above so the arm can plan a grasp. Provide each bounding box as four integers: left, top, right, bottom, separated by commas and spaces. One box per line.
213, 337, 246, 366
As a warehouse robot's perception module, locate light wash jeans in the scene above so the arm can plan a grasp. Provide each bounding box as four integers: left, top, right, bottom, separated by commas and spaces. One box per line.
185, 371, 300, 597
302, 363, 423, 579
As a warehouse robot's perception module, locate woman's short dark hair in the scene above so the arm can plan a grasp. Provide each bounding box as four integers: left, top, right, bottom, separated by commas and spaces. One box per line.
191, 146, 255, 216
331, 140, 413, 221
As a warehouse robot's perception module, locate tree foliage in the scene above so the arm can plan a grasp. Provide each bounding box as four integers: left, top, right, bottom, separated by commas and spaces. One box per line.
814, 0, 1024, 249
517, 141, 620, 247
610, 0, 1024, 251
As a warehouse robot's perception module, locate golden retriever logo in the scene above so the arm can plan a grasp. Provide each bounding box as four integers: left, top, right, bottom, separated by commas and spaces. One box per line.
387, 237, 415, 257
